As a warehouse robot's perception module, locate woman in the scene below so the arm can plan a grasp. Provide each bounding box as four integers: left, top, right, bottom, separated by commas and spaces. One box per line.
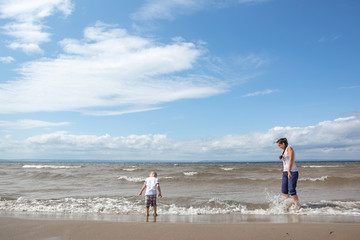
276, 138, 300, 208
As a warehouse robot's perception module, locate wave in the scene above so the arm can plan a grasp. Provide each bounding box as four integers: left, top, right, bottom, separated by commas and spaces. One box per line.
220, 168, 234, 171
31, 172, 68, 180
1, 196, 359, 216
301, 165, 341, 168
118, 176, 144, 183
299, 176, 360, 185
22, 165, 82, 169
0, 197, 143, 215
123, 168, 137, 172
183, 172, 198, 176
160, 177, 174, 180
300, 176, 328, 182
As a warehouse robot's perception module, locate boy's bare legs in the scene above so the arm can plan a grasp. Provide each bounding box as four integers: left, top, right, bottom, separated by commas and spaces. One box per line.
154, 206, 157, 216
146, 207, 150, 216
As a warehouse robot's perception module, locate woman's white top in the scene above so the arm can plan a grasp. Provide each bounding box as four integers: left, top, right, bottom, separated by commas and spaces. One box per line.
283, 145, 298, 172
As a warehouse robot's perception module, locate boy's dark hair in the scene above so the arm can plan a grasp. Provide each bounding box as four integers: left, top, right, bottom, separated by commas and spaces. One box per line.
276, 138, 288, 158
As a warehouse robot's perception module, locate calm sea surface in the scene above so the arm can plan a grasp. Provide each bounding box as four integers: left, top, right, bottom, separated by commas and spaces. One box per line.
1, 161, 359, 222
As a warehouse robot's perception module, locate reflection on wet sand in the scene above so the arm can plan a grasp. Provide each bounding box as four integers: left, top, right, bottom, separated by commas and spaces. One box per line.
146, 215, 157, 223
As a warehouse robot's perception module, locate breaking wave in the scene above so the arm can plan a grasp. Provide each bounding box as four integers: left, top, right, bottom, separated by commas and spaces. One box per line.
221, 168, 234, 171
118, 176, 144, 183
183, 172, 198, 176
1, 195, 359, 217
300, 176, 329, 182
22, 165, 82, 169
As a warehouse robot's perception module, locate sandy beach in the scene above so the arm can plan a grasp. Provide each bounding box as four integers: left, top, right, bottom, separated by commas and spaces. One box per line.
1, 216, 359, 240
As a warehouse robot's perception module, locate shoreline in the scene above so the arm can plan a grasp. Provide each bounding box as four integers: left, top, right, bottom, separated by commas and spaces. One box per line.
1, 216, 360, 240
1, 211, 360, 224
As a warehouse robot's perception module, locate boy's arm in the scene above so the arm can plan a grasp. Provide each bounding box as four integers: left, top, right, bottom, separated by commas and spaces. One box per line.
138, 183, 146, 196
156, 183, 162, 198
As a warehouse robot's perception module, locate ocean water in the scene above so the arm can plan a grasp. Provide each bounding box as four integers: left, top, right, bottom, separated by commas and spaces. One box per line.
0, 161, 359, 223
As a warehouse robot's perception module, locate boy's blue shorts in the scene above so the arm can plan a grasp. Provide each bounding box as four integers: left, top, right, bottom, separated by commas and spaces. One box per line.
281, 171, 299, 196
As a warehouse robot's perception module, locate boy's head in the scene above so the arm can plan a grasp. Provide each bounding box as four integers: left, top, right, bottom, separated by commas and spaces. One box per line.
150, 171, 157, 177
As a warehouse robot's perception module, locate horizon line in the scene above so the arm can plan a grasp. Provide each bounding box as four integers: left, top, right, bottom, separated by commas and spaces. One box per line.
1, 159, 359, 164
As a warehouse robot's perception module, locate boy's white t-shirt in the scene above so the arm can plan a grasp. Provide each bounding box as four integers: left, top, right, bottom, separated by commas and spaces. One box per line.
144, 177, 158, 196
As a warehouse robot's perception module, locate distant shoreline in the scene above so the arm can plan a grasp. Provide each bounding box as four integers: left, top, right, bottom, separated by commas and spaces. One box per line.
1, 159, 359, 163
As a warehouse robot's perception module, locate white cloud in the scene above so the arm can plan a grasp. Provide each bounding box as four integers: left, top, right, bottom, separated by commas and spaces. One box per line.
242, 89, 277, 98
132, 0, 268, 21
0, 119, 70, 129
1, 116, 359, 160
0, 22, 227, 114
26, 132, 170, 150
0, 0, 74, 54
0, 56, 15, 63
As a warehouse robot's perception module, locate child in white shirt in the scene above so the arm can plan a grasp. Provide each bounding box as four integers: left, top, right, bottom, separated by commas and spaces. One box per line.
138, 171, 162, 216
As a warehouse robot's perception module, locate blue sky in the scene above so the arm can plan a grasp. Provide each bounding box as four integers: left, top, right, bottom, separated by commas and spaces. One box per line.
0, 0, 359, 161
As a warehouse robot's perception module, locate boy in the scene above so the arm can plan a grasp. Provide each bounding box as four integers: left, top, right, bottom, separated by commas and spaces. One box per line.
138, 171, 162, 216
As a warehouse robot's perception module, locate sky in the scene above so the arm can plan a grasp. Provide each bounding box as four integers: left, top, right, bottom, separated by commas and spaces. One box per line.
0, 0, 359, 161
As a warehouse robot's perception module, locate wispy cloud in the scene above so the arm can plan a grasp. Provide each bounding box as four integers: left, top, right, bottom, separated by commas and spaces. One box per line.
0, 56, 15, 63
242, 89, 277, 98
82, 107, 164, 117
0, 22, 227, 115
339, 86, 359, 89
0, 119, 70, 130
132, 0, 269, 22
132, 0, 200, 21
1, 116, 359, 160
0, 0, 74, 54
235, 53, 269, 69
318, 34, 342, 44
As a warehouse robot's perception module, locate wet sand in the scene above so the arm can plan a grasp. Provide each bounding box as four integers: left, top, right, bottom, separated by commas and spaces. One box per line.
1, 216, 359, 240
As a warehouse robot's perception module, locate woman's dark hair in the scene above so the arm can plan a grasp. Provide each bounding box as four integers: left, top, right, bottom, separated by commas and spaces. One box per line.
276, 138, 288, 159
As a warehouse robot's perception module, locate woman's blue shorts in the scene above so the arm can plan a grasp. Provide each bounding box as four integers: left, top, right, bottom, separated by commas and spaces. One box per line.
281, 171, 298, 196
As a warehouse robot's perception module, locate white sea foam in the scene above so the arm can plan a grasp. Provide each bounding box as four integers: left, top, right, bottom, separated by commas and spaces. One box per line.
22, 165, 82, 169
1, 196, 359, 216
160, 203, 244, 215
302, 165, 341, 168
221, 168, 234, 171
183, 172, 198, 176
118, 176, 144, 183
300, 176, 328, 182
123, 168, 137, 172
0, 197, 143, 215
261, 193, 360, 216
160, 177, 174, 180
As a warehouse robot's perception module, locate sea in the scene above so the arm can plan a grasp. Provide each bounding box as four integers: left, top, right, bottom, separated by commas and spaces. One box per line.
1, 161, 360, 223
